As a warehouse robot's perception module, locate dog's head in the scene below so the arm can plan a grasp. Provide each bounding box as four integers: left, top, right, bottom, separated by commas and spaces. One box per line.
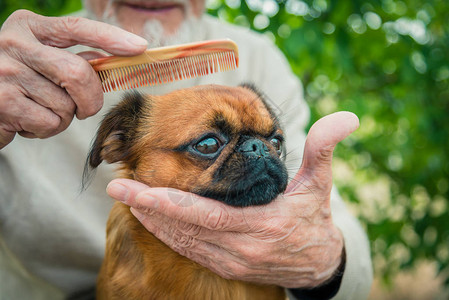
85, 84, 288, 207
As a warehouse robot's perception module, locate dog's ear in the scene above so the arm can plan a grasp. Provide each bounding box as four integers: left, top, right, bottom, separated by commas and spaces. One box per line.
239, 82, 280, 123
82, 92, 147, 188
88, 92, 146, 168
239, 82, 273, 112
239, 82, 264, 98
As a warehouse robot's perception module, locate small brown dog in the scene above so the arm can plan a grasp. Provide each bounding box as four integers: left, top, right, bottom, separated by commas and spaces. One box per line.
86, 84, 288, 299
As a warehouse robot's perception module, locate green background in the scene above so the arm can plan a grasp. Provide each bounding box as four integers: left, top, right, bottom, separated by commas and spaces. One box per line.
2, 0, 449, 296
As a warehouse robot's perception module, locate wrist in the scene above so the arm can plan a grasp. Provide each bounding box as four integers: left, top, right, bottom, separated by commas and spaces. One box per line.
288, 247, 346, 300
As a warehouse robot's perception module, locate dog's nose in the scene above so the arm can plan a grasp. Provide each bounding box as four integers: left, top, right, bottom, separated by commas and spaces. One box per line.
239, 138, 269, 157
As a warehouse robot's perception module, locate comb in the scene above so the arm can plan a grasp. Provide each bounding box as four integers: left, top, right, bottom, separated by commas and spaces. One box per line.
88, 39, 239, 92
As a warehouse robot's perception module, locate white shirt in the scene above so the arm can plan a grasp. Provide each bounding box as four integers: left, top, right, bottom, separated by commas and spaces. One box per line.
0, 11, 372, 300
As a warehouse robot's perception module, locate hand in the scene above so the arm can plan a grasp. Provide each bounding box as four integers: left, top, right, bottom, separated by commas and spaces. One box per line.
107, 111, 359, 288
0, 9, 148, 149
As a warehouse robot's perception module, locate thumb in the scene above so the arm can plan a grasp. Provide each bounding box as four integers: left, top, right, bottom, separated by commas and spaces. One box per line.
107, 178, 151, 207
286, 111, 359, 193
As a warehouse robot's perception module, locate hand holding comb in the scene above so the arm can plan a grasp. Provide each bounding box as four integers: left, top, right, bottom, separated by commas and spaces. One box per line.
88, 39, 239, 92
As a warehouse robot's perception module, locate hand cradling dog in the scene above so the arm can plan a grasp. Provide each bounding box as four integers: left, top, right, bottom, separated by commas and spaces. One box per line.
86, 84, 289, 299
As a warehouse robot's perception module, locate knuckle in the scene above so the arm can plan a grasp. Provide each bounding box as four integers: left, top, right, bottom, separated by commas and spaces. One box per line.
12, 9, 33, 18
62, 59, 90, 84
4, 9, 32, 24
204, 206, 231, 230
173, 232, 196, 250
83, 95, 103, 117
61, 59, 103, 118
0, 59, 20, 78
1, 10, 34, 39
60, 16, 84, 33
135, 204, 154, 216
178, 222, 202, 237
317, 146, 334, 163
0, 31, 24, 54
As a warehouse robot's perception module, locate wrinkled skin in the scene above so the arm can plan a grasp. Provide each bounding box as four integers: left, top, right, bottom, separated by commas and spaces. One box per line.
107, 112, 359, 288
0, 0, 203, 148
0, 9, 148, 148
1, 1, 358, 290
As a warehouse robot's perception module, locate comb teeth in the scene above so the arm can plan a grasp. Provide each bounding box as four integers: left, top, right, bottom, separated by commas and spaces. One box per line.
97, 51, 238, 93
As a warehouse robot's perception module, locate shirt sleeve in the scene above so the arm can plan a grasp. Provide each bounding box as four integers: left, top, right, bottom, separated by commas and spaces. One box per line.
253, 36, 373, 300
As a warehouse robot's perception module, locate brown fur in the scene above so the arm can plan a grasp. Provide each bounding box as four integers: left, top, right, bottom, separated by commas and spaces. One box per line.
88, 84, 287, 299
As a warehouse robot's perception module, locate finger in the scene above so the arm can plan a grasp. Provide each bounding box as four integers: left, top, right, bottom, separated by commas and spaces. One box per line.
0, 128, 15, 149
286, 111, 359, 193
130, 207, 253, 281
116, 182, 275, 253
136, 187, 255, 231
108, 179, 289, 232
7, 10, 148, 55
0, 54, 75, 141
136, 187, 287, 232
109, 178, 252, 231
1, 28, 104, 120
2, 10, 148, 120
107, 178, 151, 207
130, 208, 291, 283
130, 206, 335, 286
0, 93, 64, 139
130, 202, 230, 246
76, 51, 109, 61
13, 61, 76, 129
16, 44, 104, 120
132, 206, 279, 271
130, 207, 219, 254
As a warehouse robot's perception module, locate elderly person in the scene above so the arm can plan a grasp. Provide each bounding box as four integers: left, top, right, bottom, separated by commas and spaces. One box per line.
0, 0, 372, 299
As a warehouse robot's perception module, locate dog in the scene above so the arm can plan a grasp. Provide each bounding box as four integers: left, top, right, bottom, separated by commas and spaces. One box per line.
86, 84, 288, 299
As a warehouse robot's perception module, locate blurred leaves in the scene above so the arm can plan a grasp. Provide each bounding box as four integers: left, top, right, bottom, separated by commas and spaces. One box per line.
1, 0, 448, 288
0, 0, 82, 23
207, 0, 449, 286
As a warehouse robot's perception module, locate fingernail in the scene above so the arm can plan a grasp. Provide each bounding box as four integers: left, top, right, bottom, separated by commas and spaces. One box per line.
106, 182, 129, 203
136, 192, 159, 209
126, 34, 148, 47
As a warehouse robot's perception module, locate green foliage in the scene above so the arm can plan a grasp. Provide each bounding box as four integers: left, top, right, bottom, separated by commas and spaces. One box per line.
207, 0, 449, 286
0, 0, 81, 23
1, 0, 448, 288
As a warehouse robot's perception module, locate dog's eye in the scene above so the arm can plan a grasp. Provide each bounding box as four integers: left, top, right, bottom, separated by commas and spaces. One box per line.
195, 137, 221, 154
270, 138, 282, 156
